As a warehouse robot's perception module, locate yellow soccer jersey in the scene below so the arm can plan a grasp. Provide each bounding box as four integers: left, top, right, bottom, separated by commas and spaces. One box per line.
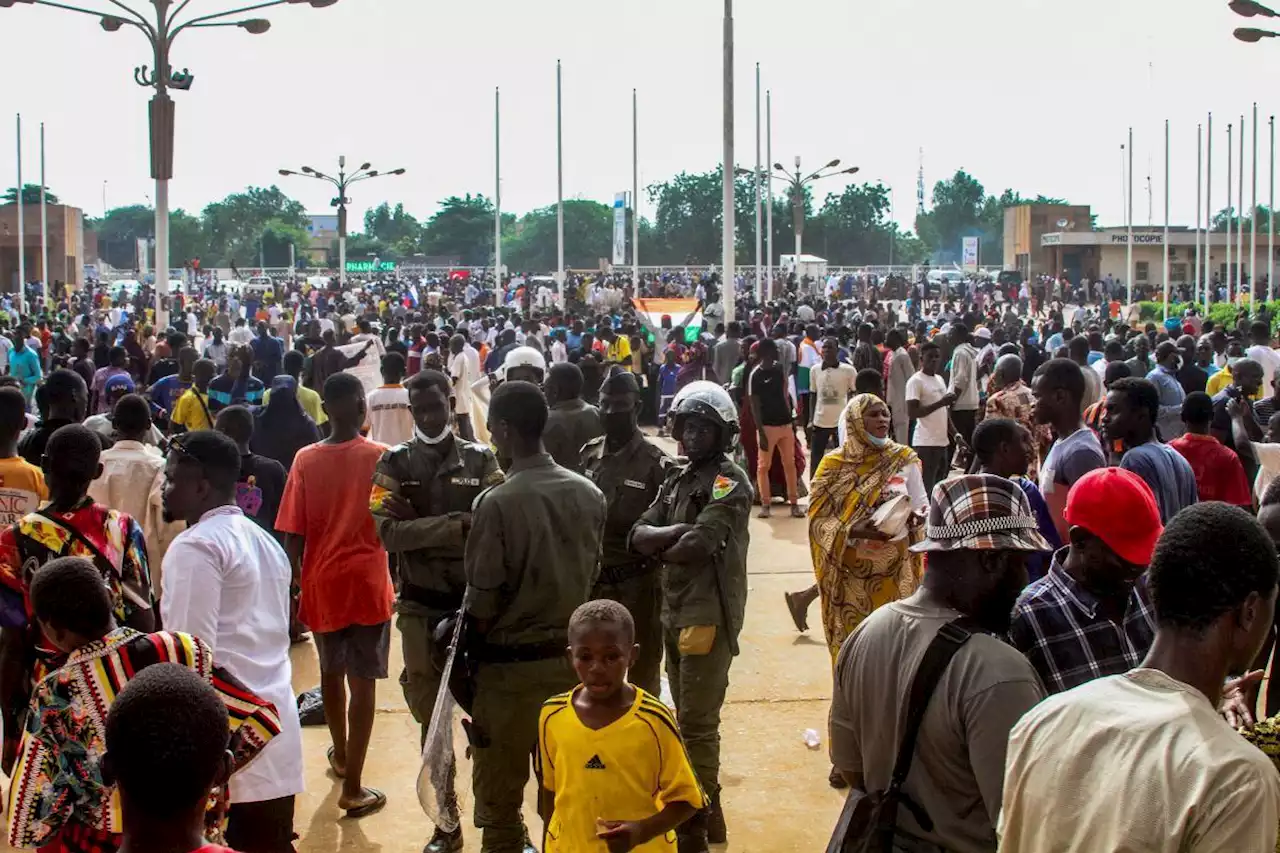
536, 686, 707, 852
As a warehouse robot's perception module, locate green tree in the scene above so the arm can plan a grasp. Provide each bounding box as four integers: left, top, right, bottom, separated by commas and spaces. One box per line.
169, 210, 206, 270
422, 194, 507, 265
1, 184, 58, 205
646, 169, 728, 264
504, 200, 612, 270
813, 182, 893, 264
915, 169, 987, 261
90, 205, 157, 269
364, 202, 423, 254
201, 185, 307, 267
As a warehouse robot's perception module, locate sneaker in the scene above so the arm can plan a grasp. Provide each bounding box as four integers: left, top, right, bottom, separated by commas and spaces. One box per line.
757, 505, 771, 519
789, 504, 805, 518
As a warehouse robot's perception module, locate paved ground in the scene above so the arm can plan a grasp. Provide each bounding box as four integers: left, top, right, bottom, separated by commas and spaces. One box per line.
290, 504, 842, 853
1, 437, 844, 853
292, 435, 842, 853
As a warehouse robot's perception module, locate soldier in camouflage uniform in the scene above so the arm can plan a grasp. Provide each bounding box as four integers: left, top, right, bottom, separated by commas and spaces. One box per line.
370, 368, 503, 853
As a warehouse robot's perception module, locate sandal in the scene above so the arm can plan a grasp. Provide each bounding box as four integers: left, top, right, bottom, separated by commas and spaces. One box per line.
343, 786, 387, 818
326, 745, 346, 778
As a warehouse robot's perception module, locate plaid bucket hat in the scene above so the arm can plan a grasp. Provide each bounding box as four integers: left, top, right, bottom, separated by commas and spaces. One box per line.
909, 474, 1053, 553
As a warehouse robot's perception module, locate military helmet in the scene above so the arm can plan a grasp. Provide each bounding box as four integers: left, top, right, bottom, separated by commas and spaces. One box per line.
670, 380, 739, 451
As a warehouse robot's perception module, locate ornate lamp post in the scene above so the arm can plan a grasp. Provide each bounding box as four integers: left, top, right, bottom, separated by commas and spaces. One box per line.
768, 157, 859, 266
1, 0, 339, 328
278, 159, 405, 288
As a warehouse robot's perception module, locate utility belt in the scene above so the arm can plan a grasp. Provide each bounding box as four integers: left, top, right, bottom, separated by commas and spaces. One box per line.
597, 559, 657, 586
471, 638, 566, 665
400, 582, 464, 614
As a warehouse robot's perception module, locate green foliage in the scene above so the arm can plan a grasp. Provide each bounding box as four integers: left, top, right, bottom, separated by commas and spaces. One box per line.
1, 184, 58, 205
1134, 300, 1280, 333
364, 202, 423, 255
202, 186, 308, 268
913, 171, 1078, 266
1211, 204, 1280, 233
420, 194, 502, 265
504, 200, 612, 270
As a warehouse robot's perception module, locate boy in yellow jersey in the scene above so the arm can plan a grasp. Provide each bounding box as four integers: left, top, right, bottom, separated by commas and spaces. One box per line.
537, 600, 704, 852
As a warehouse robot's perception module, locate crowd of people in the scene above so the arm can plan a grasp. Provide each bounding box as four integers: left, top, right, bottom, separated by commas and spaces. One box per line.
4, 265, 1280, 853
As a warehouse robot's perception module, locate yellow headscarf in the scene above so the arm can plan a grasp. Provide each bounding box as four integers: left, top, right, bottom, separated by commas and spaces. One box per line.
808, 394, 918, 583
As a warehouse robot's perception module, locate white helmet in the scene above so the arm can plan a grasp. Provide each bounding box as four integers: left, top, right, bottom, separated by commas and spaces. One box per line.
670, 380, 739, 451
501, 345, 547, 381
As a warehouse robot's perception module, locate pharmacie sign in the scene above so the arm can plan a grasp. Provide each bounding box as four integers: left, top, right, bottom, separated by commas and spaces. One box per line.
345, 260, 397, 272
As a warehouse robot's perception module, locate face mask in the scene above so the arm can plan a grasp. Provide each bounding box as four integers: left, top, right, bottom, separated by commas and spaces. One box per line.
866, 432, 890, 448
602, 410, 636, 439
414, 423, 451, 445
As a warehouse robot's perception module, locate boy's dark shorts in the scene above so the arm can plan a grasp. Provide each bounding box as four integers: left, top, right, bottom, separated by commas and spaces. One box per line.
314, 621, 391, 679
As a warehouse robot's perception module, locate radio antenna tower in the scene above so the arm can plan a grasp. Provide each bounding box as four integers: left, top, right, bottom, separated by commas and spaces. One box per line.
916, 148, 926, 215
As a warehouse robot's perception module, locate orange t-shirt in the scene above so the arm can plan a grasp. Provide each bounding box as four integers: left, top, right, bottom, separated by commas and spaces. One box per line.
275, 436, 393, 633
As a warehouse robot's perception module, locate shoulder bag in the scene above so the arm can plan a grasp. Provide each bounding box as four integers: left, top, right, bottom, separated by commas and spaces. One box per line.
826, 617, 980, 853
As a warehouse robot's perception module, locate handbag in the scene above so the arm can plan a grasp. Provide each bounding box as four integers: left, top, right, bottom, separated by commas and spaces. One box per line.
826, 617, 980, 853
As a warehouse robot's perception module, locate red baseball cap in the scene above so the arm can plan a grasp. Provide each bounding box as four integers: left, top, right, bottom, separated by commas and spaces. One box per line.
1063, 467, 1163, 566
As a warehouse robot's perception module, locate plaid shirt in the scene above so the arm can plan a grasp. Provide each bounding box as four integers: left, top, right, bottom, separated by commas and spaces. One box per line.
1007, 548, 1155, 694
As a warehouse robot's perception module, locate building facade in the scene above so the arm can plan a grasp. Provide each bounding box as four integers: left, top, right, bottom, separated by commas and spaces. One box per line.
0, 203, 86, 291
1039, 226, 1280, 297
1003, 203, 1094, 280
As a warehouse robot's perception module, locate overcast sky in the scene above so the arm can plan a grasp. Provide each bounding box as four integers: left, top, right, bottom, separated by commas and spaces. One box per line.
2, 0, 1277, 235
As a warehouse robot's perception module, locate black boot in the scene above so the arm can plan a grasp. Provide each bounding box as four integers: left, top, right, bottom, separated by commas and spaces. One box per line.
705, 795, 726, 844
678, 809, 710, 853
423, 827, 463, 853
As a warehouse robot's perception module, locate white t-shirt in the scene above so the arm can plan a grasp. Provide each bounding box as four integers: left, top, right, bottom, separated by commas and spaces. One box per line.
161, 506, 303, 803
906, 371, 949, 447
450, 351, 475, 415
810, 363, 858, 429
1000, 668, 1280, 852
364, 384, 413, 447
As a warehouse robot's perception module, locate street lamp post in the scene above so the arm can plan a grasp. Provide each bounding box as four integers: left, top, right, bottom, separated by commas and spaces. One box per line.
765, 157, 859, 283
279, 159, 405, 288
1, 0, 339, 329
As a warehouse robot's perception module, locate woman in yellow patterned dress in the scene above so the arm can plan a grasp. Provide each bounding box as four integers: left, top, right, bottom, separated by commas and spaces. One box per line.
808, 394, 930, 662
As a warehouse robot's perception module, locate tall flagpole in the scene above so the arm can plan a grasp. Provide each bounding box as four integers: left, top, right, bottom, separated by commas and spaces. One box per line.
39, 122, 47, 309
1229, 123, 1235, 305
766, 90, 773, 300
1207, 114, 1213, 304
1196, 123, 1203, 306
1271, 114, 1276, 304
1254, 103, 1260, 306
494, 87, 502, 308
1127, 126, 1134, 306
556, 60, 565, 310
15, 115, 24, 315
1240, 113, 1246, 305
721, 0, 736, 323
632, 88, 639, 289
1163, 119, 1170, 321
754, 62, 762, 305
